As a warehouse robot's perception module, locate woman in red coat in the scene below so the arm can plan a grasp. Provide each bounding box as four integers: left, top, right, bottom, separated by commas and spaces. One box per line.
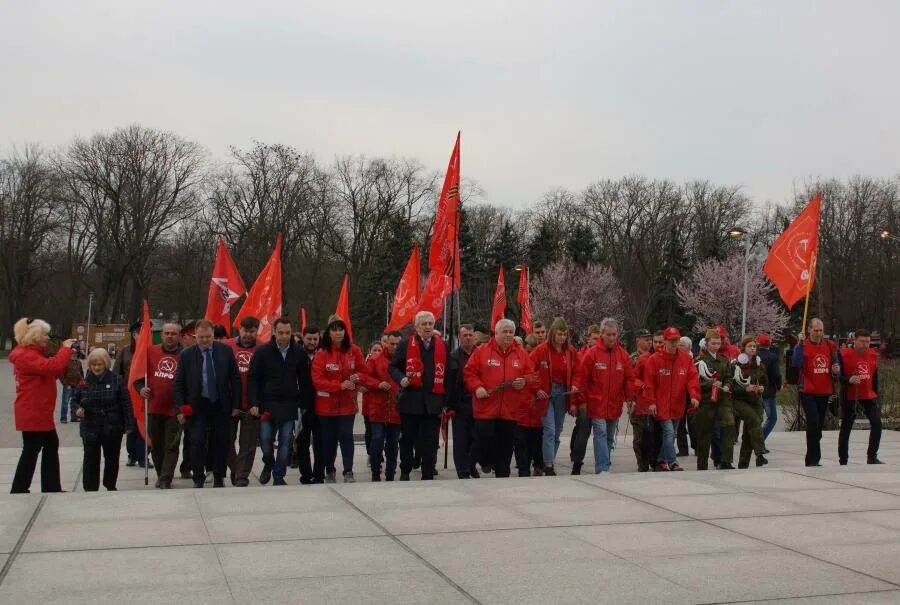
10, 318, 76, 494
311, 315, 366, 483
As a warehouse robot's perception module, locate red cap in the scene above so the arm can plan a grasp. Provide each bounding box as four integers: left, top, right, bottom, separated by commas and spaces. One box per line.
663, 327, 681, 341
758, 334, 771, 347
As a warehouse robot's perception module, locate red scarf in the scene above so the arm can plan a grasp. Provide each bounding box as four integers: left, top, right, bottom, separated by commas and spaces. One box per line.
406, 333, 446, 394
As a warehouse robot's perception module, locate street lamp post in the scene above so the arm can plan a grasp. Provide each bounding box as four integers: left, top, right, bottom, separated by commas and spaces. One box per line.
727, 228, 768, 337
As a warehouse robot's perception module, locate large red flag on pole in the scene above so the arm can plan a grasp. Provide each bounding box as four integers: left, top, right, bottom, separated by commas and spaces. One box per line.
234, 234, 283, 341
335, 274, 353, 342
418, 133, 461, 318
127, 301, 152, 443
204, 236, 246, 327
763, 193, 821, 320
386, 243, 421, 331
491, 265, 507, 331
517, 266, 532, 335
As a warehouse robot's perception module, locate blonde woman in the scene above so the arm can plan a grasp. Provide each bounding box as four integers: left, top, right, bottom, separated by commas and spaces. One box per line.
72, 348, 135, 491
9, 318, 76, 494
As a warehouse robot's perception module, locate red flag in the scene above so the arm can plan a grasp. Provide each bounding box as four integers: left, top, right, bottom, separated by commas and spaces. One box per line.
127, 300, 152, 443
300, 307, 307, 332
234, 234, 283, 340
763, 193, 821, 308
517, 266, 532, 334
204, 236, 246, 327
429, 132, 461, 277
417, 271, 452, 321
386, 243, 421, 331
491, 265, 506, 331
335, 274, 353, 342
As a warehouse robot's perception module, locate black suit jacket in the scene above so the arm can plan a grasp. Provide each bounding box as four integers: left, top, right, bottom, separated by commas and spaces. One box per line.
174, 342, 242, 414
247, 339, 314, 422
389, 334, 446, 415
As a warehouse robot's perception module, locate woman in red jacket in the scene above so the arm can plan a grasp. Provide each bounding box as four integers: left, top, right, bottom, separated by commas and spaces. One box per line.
311, 315, 366, 483
464, 319, 536, 478
10, 318, 76, 494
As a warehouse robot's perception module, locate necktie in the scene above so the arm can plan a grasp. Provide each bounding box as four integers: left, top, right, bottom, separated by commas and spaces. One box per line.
204, 348, 218, 402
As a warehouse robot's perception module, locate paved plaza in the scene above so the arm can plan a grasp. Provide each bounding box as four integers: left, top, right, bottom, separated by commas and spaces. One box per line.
3, 361, 900, 603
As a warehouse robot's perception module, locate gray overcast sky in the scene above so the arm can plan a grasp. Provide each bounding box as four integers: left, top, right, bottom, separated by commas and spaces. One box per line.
2, 1, 898, 208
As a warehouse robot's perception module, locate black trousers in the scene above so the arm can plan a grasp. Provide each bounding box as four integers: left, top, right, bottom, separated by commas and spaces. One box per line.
475, 418, 517, 478
296, 409, 324, 482
149, 414, 182, 485
82, 432, 123, 491
514, 425, 544, 477
190, 400, 229, 482
180, 424, 192, 476
126, 429, 147, 463
570, 411, 591, 465
676, 408, 696, 454
801, 393, 831, 466
452, 408, 478, 478
11, 430, 62, 494
838, 398, 882, 463
400, 413, 440, 479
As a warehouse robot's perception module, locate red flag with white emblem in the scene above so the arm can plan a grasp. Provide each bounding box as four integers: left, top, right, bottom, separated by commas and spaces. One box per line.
764, 193, 821, 309
204, 236, 246, 327
234, 234, 282, 340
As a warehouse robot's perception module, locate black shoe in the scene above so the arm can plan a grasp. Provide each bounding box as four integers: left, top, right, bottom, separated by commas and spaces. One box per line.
289, 453, 299, 469
372, 472, 382, 482
458, 473, 471, 479
259, 465, 272, 485
160, 481, 172, 489
126, 457, 137, 467
385, 472, 395, 482
193, 481, 204, 488
60, 418, 68, 424
470, 468, 481, 479
213, 477, 225, 488
310, 478, 325, 484
839, 460, 848, 466
544, 466, 557, 476
762, 448, 770, 454
235, 479, 249, 487
868, 458, 885, 465
756, 455, 768, 467
571, 463, 582, 476
273, 477, 287, 486
481, 464, 493, 475
805, 462, 823, 467
400, 472, 410, 481
718, 462, 735, 470
300, 477, 313, 485
638, 464, 650, 472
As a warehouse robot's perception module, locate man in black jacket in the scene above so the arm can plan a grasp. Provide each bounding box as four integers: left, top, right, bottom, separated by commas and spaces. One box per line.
296, 325, 324, 484
389, 311, 446, 481
758, 334, 783, 443
248, 317, 314, 486
174, 319, 241, 488
446, 323, 479, 479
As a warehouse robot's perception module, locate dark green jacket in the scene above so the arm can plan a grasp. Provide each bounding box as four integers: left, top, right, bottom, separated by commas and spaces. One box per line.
695, 351, 731, 403
729, 358, 767, 406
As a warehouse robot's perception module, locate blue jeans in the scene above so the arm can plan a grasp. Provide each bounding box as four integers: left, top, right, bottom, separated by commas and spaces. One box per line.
59, 386, 75, 421
658, 419, 679, 465
370, 422, 400, 475
762, 397, 777, 439
320, 415, 355, 475
259, 419, 294, 481
591, 419, 618, 472
542, 383, 568, 465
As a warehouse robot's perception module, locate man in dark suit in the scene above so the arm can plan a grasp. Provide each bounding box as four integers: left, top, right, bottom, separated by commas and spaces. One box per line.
247, 317, 314, 486
389, 311, 447, 481
174, 319, 241, 487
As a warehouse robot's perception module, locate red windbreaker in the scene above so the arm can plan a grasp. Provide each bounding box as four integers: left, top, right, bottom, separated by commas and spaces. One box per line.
10, 344, 74, 431
464, 338, 536, 421
643, 349, 700, 420
573, 342, 637, 420
311, 344, 366, 416
359, 352, 401, 425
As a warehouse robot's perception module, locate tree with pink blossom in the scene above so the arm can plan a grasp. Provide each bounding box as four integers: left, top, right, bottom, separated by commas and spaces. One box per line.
676, 255, 790, 339
531, 259, 625, 344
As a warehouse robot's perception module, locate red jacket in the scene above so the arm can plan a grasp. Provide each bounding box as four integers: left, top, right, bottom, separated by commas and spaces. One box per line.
529, 341, 576, 408
227, 338, 259, 409
840, 347, 878, 401
573, 342, 637, 420
360, 352, 401, 425
643, 349, 700, 420
464, 338, 536, 421
311, 344, 366, 416
146, 345, 180, 416
11, 345, 74, 431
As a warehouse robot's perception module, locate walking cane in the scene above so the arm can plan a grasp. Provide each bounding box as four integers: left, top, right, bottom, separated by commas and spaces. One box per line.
144, 403, 149, 486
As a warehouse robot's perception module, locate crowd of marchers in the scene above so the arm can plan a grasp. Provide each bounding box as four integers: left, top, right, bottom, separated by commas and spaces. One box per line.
6, 311, 883, 493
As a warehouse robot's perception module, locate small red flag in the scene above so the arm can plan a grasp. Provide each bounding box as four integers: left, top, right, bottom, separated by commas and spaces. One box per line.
204, 236, 246, 327
517, 266, 532, 335
234, 234, 283, 340
300, 307, 307, 332
491, 265, 506, 331
127, 300, 152, 443
335, 274, 353, 342
763, 193, 821, 308
386, 243, 421, 331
